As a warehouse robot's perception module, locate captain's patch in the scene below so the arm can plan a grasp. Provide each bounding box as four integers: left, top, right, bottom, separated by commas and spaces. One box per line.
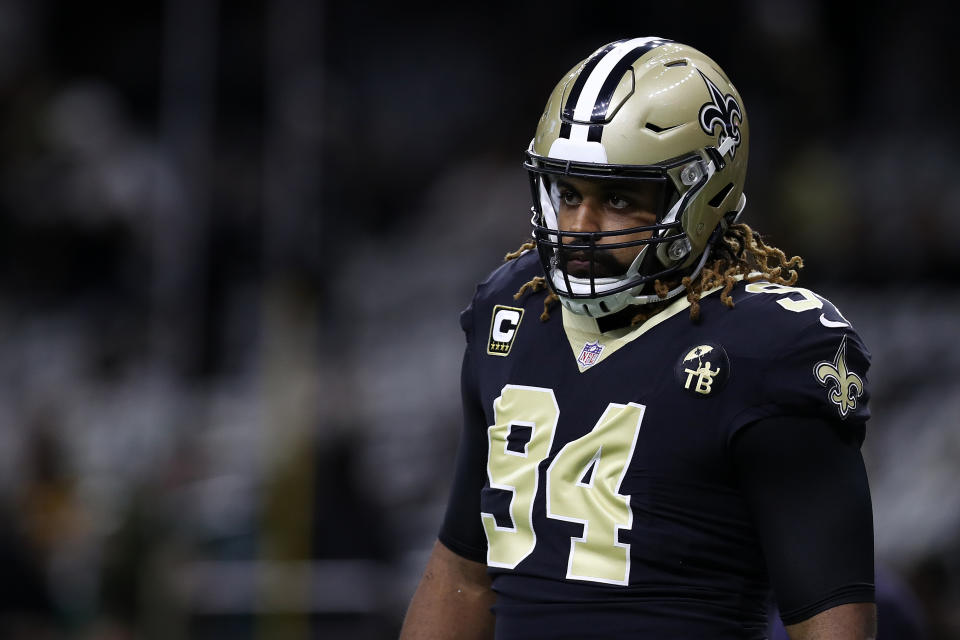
487, 305, 524, 356
675, 343, 730, 398
814, 336, 864, 418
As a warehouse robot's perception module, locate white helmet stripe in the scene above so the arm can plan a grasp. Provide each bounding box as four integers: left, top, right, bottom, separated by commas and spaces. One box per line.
559, 37, 670, 145
560, 40, 625, 125
570, 37, 666, 122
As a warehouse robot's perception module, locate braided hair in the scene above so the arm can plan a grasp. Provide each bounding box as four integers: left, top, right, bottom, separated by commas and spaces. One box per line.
505, 223, 803, 324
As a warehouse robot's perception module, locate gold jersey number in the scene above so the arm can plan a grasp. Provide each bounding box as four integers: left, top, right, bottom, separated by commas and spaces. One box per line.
481, 385, 644, 585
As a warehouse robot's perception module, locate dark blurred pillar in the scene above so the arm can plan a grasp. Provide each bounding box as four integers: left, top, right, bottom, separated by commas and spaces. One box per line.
262, 1, 323, 275
153, 0, 219, 375
257, 1, 324, 639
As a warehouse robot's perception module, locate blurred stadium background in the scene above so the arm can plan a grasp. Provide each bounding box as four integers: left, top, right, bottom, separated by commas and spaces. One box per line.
0, 0, 957, 638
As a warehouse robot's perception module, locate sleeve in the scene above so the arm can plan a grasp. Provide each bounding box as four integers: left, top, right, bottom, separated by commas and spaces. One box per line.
437, 310, 489, 563
727, 323, 872, 442
768, 325, 871, 423
732, 414, 875, 625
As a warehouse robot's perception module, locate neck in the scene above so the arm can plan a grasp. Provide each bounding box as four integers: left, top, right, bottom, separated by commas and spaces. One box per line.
595, 303, 659, 332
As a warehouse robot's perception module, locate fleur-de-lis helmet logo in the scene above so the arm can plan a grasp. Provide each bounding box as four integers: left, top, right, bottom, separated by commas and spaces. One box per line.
697, 70, 743, 159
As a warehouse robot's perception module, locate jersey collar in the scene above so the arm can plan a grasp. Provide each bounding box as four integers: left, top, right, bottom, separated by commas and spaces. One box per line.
561, 284, 726, 373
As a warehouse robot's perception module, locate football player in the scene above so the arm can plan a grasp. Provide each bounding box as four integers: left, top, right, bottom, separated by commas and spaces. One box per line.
401, 37, 876, 639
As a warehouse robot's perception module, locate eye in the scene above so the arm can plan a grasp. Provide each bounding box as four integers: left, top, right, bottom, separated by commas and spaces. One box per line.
560, 189, 581, 206
608, 193, 631, 209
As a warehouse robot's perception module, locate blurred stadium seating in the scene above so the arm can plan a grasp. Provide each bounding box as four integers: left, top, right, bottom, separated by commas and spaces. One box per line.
0, 1, 957, 638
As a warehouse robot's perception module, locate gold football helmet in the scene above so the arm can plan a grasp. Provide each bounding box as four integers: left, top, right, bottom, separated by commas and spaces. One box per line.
524, 37, 749, 317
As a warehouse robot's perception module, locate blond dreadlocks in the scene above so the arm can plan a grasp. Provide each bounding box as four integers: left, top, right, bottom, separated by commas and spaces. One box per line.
504, 223, 804, 324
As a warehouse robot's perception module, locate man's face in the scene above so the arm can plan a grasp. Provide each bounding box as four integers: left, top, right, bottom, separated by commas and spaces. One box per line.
552, 176, 661, 279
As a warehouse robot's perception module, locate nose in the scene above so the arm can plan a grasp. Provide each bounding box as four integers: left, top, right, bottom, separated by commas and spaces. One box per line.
562, 199, 603, 235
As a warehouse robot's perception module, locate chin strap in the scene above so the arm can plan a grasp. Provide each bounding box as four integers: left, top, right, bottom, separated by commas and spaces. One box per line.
715, 135, 737, 162
724, 193, 747, 228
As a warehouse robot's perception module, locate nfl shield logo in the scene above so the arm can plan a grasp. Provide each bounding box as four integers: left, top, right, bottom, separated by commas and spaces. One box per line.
577, 341, 604, 368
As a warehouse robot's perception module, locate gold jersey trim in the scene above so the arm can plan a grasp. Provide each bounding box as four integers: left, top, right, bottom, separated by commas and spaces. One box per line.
561, 284, 727, 373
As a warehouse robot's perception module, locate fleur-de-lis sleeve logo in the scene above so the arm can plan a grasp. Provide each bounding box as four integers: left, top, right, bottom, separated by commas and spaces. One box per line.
697, 70, 742, 159
814, 336, 864, 418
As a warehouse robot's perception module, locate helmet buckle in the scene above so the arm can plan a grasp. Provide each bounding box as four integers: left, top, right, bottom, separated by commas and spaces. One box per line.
680, 161, 705, 186
668, 237, 692, 261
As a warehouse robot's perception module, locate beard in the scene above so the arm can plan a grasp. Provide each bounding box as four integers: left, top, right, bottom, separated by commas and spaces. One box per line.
556, 245, 631, 279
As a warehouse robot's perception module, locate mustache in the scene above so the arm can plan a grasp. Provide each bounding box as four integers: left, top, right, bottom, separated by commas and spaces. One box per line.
556, 246, 625, 276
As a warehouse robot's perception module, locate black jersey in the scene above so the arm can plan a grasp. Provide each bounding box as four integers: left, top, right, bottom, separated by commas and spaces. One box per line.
440, 251, 872, 639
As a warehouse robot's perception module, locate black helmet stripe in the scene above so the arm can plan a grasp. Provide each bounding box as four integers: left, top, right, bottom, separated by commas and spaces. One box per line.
559, 38, 672, 142
559, 40, 624, 140
561, 40, 625, 124
591, 39, 671, 123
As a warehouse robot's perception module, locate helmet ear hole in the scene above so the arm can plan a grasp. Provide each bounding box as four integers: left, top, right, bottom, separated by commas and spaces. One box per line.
707, 182, 734, 208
